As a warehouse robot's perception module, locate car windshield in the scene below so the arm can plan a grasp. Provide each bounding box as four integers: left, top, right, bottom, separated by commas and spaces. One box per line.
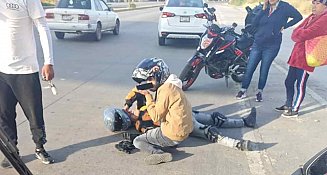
166, 0, 203, 8
57, 0, 91, 9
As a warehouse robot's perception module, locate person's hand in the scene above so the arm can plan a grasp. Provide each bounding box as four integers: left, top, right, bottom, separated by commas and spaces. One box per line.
138, 90, 150, 96
280, 27, 284, 33
42, 64, 54, 81
123, 105, 129, 111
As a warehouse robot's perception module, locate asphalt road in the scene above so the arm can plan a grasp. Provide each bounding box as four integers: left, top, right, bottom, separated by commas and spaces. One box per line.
1, 2, 327, 175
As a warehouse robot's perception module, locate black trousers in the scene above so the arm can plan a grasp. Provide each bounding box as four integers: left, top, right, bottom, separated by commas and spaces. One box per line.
0, 72, 47, 147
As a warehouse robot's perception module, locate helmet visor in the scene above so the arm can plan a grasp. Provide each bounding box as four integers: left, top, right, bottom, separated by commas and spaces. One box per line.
132, 68, 154, 83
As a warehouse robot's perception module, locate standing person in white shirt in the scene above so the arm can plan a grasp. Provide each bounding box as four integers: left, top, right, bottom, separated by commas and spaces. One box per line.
0, 0, 55, 168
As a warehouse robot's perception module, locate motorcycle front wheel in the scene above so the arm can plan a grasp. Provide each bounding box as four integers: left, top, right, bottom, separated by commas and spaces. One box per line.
179, 63, 203, 91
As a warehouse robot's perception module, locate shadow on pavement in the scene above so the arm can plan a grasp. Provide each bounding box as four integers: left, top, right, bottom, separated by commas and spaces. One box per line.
164, 38, 199, 48
170, 150, 194, 162
22, 133, 121, 164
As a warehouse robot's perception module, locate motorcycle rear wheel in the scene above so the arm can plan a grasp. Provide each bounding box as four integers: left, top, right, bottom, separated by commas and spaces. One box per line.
179, 63, 202, 91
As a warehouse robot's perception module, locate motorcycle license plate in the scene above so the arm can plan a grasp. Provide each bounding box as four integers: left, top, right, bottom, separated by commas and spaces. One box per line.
180, 16, 190, 22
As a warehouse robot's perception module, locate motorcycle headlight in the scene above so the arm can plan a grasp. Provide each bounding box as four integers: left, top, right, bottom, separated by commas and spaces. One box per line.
200, 35, 213, 50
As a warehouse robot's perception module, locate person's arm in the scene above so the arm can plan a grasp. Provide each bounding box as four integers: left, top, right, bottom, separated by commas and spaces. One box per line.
251, 0, 268, 27
142, 89, 169, 123
292, 16, 327, 42
252, 8, 265, 27
284, 4, 303, 29
124, 88, 138, 110
27, 0, 54, 80
33, 18, 54, 80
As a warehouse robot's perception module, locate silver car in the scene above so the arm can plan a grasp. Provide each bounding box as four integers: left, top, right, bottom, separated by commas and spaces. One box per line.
45, 0, 120, 41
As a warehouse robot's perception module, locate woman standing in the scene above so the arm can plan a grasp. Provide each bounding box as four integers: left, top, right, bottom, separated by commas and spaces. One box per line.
276, 0, 327, 117
236, 0, 302, 102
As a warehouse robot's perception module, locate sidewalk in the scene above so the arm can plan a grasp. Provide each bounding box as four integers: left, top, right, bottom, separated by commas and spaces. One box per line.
237, 60, 327, 174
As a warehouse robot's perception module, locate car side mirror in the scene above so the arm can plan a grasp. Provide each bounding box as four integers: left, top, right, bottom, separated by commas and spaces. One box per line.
108, 7, 113, 11
159, 6, 163, 11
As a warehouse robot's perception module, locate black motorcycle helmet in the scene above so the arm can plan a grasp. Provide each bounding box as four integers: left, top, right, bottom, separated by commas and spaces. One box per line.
132, 58, 170, 91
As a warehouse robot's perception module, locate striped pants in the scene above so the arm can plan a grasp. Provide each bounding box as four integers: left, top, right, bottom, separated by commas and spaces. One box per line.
285, 66, 310, 112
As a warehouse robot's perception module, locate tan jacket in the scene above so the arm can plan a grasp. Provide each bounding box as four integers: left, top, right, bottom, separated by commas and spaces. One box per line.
145, 74, 193, 141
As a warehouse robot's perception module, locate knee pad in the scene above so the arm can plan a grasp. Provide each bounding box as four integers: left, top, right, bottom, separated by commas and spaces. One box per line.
211, 112, 227, 127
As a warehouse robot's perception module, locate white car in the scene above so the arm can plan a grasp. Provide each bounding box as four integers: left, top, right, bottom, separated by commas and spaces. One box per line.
45, 0, 120, 41
158, 0, 207, 46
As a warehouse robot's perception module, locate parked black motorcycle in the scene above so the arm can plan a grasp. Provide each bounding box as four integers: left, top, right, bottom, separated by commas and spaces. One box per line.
179, 4, 257, 91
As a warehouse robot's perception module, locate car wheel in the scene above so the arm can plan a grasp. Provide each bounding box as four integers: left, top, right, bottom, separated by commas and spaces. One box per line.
113, 20, 120, 35
158, 35, 165, 46
94, 23, 102, 41
55, 32, 65, 39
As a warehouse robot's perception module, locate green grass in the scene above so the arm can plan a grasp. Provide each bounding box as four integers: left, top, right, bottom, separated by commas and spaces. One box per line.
229, 0, 312, 15
42, 0, 56, 6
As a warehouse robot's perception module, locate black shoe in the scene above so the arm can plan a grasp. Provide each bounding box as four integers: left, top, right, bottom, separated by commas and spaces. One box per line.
255, 92, 263, 102
236, 91, 247, 99
282, 109, 298, 118
236, 140, 256, 151
1, 158, 12, 169
275, 105, 291, 112
115, 140, 136, 154
243, 107, 256, 128
35, 148, 54, 164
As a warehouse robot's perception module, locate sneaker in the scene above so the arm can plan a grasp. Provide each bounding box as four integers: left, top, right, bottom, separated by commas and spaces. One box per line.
255, 92, 263, 102
144, 152, 173, 165
243, 107, 256, 128
275, 105, 291, 112
236, 140, 256, 151
236, 91, 247, 99
35, 148, 54, 164
282, 109, 298, 118
1, 158, 12, 169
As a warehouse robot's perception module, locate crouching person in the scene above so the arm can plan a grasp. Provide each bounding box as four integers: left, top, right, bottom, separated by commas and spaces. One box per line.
129, 58, 258, 164
131, 58, 193, 165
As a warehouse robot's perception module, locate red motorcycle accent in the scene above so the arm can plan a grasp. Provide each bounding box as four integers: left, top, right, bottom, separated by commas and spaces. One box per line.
234, 48, 243, 57
218, 40, 236, 51
191, 58, 202, 67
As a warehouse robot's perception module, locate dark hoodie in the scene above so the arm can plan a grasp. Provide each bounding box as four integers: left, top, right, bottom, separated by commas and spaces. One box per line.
252, 1, 303, 47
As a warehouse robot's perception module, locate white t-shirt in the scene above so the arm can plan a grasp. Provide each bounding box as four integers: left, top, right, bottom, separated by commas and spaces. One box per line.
0, 0, 53, 74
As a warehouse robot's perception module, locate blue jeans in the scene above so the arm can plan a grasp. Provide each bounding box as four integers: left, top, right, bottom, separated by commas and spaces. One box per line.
241, 43, 280, 90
